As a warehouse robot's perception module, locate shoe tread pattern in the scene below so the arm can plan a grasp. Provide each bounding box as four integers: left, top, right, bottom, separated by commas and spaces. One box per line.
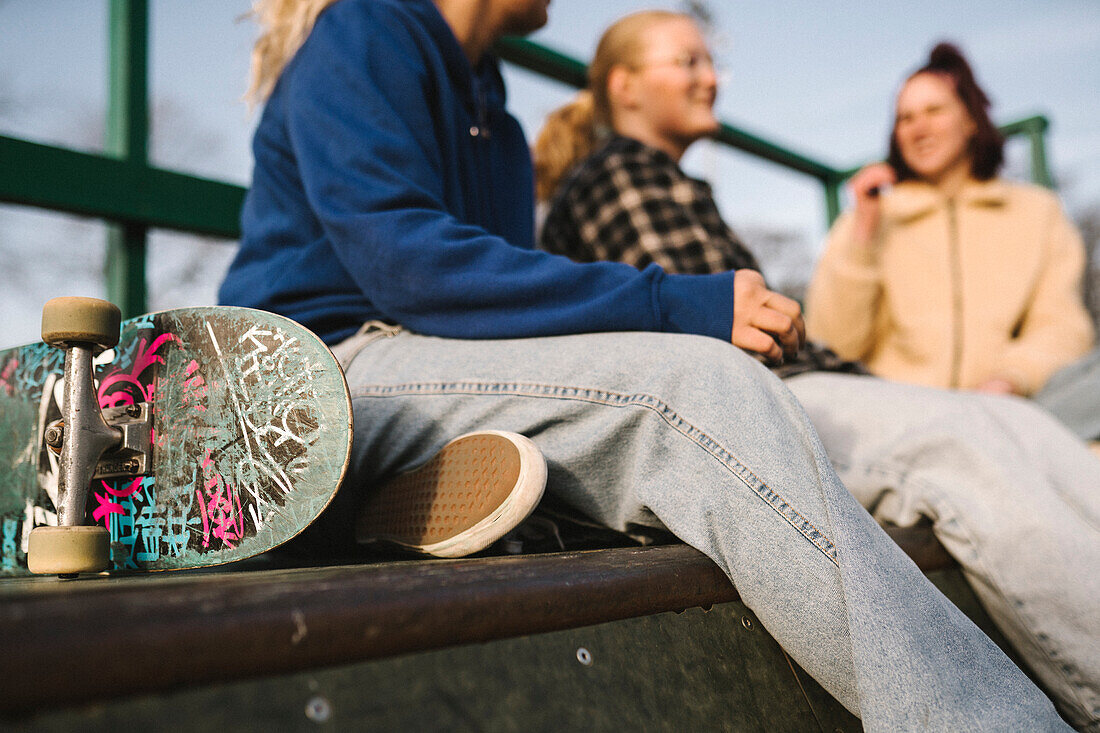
359, 434, 521, 545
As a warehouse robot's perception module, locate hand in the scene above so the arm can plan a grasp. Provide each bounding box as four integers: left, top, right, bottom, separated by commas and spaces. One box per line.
731, 269, 805, 364
848, 163, 897, 246
974, 377, 1022, 396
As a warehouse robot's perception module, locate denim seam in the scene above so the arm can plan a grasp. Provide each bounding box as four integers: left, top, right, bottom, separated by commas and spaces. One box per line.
350, 379, 839, 566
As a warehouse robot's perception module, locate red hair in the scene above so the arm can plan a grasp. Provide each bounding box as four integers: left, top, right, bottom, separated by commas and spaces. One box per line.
888, 43, 1004, 182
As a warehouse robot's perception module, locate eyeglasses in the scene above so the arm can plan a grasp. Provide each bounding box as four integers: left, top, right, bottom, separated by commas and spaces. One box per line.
639, 51, 716, 75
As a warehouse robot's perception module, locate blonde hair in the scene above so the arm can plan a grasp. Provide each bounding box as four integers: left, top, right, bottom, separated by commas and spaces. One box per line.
245, 0, 343, 105
533, 10, 687, 202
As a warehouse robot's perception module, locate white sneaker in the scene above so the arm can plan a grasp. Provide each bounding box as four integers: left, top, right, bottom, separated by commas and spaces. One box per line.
355, 431, 547, 558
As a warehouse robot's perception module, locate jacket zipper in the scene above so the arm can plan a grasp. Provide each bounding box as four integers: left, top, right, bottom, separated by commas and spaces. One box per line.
946, 198, 964, 388
469, 76, 491, 226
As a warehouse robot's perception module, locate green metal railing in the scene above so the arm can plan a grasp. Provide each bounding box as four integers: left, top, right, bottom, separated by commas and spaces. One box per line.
0, 1, 1054, 317
105, 0, 150, 320
495, 36, 1053, 224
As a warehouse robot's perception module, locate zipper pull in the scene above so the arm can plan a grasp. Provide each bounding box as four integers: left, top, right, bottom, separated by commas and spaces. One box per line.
469, 82, 490, 139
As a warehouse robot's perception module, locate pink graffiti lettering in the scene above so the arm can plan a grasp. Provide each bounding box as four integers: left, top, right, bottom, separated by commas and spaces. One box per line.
197, 449, 245, 548
92, 477, 145, 529
97, 333, 182, 409
182, 359, 208, 410
0, 357, 17, 396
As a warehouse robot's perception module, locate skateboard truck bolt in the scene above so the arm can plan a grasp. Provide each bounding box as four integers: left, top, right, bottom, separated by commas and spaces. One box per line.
44, 424, 65, 450
44, 410, 153, 473
92, 403, 153, 479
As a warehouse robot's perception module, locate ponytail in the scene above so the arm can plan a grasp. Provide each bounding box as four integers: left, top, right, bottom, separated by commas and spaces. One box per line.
533, 91, 601, 202
926, 43, 990, 108
533, 9, 687, 202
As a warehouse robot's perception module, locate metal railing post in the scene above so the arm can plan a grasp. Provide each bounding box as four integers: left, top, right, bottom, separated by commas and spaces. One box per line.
1028, 121, 1054, 189
105, 0, 150, 318
823, 177, 842, 227
995, 115, 1053, 189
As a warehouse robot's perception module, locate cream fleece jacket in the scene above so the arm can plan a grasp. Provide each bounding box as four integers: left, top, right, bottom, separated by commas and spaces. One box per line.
806, 178, 1094, 395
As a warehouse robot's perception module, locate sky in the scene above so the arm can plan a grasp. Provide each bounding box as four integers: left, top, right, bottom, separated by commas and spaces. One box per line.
0, 0, 1098, 345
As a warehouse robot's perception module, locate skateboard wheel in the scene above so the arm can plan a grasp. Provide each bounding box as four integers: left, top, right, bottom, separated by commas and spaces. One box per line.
41, 297, 122, 350
27, 525, 110, 575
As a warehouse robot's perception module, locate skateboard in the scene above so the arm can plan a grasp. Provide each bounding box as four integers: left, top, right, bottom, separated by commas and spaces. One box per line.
0, 299, 352, 577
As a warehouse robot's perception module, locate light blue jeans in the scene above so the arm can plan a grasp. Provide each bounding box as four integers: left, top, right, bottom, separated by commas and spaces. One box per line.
787, 373, 1100, 731
328, 326, 1069, 731
1035, 346, 1100, 442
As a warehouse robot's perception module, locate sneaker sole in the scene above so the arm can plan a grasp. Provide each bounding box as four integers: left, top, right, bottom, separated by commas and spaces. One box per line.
355, 431, 547, 558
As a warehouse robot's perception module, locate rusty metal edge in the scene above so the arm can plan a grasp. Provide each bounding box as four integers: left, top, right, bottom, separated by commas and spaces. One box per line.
0, 527, 953, 716
0, 544, 734, 714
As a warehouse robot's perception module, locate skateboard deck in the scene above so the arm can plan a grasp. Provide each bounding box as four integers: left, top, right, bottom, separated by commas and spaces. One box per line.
0, 306, 352, 576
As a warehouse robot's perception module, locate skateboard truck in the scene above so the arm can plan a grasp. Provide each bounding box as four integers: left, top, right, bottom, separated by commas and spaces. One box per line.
44, 403, 153, 480
27, 297, 134, 577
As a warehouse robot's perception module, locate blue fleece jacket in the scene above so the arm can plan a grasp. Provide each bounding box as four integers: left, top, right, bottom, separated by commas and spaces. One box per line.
218, 0, 734, 346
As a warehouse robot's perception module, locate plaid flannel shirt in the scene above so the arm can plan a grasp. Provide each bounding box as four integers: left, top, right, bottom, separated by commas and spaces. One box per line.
541, 136, 761, 275
540, 136, 865, 379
